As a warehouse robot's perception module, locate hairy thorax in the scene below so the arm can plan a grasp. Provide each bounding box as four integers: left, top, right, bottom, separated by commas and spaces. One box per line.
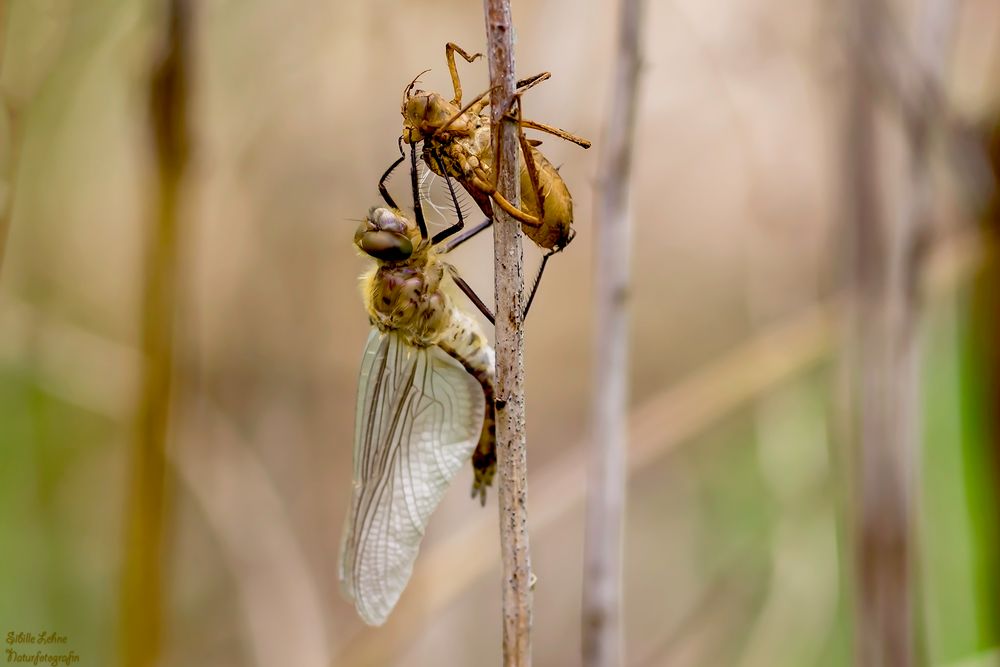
364, 259, 452, 347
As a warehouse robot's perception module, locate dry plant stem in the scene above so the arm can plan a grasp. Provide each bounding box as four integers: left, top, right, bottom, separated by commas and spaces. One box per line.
0, 1, 19, 279
582, 0, 645, 665
843, 0, 955, 663
844, 0, 913, 658
119, 1, 190, 665
483, 0, 531, 665
975, 118, 1000, 637
0, 113, 19, 280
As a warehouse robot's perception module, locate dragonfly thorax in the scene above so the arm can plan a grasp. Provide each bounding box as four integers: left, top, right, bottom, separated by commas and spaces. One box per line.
364, 261, 452, 347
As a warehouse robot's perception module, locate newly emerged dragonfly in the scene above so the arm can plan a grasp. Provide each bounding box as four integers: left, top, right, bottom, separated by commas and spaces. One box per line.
339, 144, 498, 626
400, 42, 591, 320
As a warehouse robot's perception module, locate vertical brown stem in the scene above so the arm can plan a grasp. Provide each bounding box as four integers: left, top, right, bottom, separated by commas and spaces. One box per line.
118, 1, 190, 665
582, 0, 645, 665
970, 108, 1000, 648
0, 117, 19, 281
482, 1, 531, 665
843, 0, 955, 664
0, 0, 19, 279
843, 0, 911, 663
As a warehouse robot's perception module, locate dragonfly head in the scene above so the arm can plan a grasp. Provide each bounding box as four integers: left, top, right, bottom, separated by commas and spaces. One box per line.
355, 207, 417, 262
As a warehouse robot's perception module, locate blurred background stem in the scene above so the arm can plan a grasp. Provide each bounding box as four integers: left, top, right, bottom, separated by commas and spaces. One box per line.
966, 113, 1000, 652
118, 1, 190, 665
843, 0, 958, 663
843, 0, 913, 663
582, 0, 644, 665
0, 0, 20, 279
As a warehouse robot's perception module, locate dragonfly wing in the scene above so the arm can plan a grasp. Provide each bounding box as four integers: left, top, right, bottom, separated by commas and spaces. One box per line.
339, 329, 485, 625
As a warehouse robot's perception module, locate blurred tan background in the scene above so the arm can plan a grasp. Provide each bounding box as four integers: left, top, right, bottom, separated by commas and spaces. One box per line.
1, 0, 999, 665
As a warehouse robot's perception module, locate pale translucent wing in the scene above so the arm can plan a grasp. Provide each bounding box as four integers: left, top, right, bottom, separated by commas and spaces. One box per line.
339, 329, 485, 625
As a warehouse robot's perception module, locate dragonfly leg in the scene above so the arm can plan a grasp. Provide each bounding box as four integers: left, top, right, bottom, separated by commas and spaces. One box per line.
440, 217, 493, 253
430, 155, 470, 245
378, 154, 405, 209
445, 42, 482, 106
407, 142, 429, 241
522, 228, 575, 321
448, 267, 495, 325
447, 238, 570, 326
523, 251, 552, 321
427, 153, 500, 251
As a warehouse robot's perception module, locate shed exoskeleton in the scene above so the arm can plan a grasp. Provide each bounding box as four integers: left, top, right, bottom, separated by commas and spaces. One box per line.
399, 43, 591, 317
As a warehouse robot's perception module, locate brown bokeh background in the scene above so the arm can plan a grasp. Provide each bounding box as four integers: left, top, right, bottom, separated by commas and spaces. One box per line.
1, 0, 999, 665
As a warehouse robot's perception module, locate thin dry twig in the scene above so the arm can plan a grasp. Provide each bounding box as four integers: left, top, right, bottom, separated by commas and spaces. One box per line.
482, 1, 531, 664
583, 0, 645, 664
118, 1, 191, 665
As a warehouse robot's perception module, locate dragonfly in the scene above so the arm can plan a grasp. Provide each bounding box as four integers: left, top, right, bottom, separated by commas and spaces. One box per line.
399, 42, 591, 322
339, 142, 499, 626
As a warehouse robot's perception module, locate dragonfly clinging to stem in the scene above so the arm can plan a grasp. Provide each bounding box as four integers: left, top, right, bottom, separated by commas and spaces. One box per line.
339, 142, 498, 626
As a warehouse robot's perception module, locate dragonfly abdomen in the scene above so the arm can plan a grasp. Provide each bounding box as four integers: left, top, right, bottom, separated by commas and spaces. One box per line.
437, 308, 497, 504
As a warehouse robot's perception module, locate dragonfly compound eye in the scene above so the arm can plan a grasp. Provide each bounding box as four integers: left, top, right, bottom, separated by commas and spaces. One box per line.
356, 229, 413, 262
355, 210, 414, 261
